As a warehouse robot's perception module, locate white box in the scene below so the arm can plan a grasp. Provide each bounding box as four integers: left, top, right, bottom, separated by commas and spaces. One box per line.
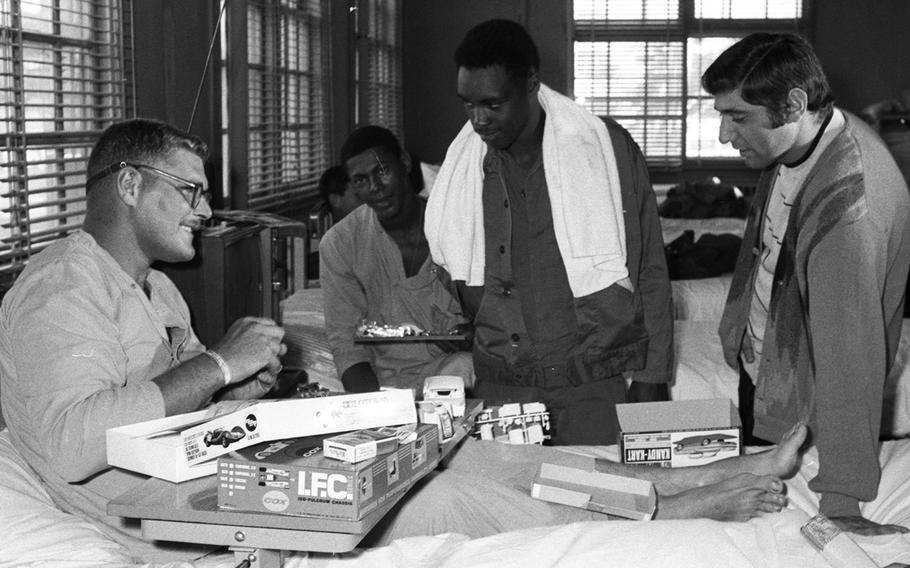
422, 375, 466, 417
617, 399, 741, 468
106, 389, 417, 482
322, 425, 413, 463
531, 460, 656, 520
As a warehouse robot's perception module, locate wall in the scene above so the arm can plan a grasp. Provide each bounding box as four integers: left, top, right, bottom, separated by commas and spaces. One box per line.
812, 0, 910, 115
401, 1, 568, 163
132, 1, 223, 196
132, 1, 219, 141
402, 0, 910, 164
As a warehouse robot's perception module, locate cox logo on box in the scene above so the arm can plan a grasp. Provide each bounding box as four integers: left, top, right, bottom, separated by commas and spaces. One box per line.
261, 490, 290, 512
298, 471, 353, 500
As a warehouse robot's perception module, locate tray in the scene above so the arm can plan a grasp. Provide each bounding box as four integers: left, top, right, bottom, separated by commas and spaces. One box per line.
354, 333, 466, 343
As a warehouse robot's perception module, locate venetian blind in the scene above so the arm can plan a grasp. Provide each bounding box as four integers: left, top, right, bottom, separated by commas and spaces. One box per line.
355, 0, 402, 140
573, 0, 804, 167
242, 0, 332, 213
0, 0, 132, 275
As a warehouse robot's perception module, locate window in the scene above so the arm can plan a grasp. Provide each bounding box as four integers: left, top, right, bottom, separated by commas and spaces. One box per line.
221, 0, 332, 213
573, 0, 805, 168
353, 0, 402, 139
0, 0, 133, 276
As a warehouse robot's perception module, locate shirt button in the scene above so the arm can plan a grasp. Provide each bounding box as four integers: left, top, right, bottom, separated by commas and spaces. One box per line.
504, 200, 509, 208
499, 245, 506, 254
511, 333, 520, 342
502, 287, 511, 296
751, 247, 761, 256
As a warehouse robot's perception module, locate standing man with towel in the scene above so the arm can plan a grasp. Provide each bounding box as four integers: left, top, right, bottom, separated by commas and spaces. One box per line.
426, 19, 673, 445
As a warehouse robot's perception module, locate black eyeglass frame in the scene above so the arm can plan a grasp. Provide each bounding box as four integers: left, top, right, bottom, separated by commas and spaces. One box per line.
86, 161, 211, 208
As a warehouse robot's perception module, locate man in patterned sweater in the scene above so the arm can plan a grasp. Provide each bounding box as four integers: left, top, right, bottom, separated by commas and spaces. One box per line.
705, 33, 910, 535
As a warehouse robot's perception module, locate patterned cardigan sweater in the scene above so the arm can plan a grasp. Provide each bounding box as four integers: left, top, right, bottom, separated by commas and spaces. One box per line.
718, 111, 910, 516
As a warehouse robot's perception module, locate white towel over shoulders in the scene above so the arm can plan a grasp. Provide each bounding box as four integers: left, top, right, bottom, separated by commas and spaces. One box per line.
425, 83, 628, 298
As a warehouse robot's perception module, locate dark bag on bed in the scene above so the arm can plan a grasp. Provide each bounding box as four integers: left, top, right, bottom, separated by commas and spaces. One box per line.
665, 230, 742, 280
659, 180, 749, 219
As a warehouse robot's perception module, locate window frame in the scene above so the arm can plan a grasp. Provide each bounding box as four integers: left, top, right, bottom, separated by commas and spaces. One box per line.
571, 0, 811, 184
353, 0, 403, 140
221, 0, 333, 214
0, 0, 134, 279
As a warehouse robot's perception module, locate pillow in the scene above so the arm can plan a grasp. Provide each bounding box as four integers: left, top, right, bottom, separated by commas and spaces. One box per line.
0, 429, 135, 566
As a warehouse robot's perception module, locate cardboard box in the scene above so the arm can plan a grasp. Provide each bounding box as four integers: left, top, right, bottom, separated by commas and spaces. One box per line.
106, 389, 417, 482
422, 375, 466, 417
217, 424, 439, 520
417, 401, 455, 441
531, 459, 656, 520
617, 399, 741, 468
322, 425, 414, 463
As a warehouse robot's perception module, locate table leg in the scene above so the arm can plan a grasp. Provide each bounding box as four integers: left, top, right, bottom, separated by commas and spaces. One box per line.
231, 547, 283, 568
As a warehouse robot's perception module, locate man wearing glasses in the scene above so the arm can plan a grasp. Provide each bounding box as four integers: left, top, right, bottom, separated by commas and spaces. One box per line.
320, 125, 474, 393
0, 118, 286, 562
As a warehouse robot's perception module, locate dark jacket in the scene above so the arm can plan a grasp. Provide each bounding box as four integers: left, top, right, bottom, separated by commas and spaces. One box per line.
457, 117, 673, 389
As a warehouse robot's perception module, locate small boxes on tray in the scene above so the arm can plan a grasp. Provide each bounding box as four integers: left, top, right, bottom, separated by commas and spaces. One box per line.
322, 424, 417, 464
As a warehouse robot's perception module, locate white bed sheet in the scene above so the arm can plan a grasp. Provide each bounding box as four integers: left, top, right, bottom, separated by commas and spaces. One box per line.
670, 275, 910, 439
671, 275, 732, 321
3, 425, 910, 568
660, 216, 747, 245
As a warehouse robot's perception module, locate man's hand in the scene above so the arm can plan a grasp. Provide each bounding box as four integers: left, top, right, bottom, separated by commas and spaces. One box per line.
436, 322, 475, 353
217, 368, 282, 401
211, 317, 286, 384
830, 515, 910, 536
626, 381, 669, 403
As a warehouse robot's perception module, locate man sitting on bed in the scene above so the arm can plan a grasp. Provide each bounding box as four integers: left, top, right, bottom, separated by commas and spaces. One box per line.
705, 33, 910, 535
425, 18, 673, 445
0, 118, 288, 563
320, 125, 474, 393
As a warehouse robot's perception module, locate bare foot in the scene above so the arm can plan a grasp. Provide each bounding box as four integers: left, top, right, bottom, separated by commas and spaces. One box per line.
692, 421, 808, 489
742, 421, 807, 478
658, 473, 787, 522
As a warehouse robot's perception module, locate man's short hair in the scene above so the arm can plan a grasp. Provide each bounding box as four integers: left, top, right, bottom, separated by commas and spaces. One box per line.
87, 118, 209, 183
339, 125, 403, 165
454, 19, 539, 82
318, 165, 348, 200
701, 33, 834, 126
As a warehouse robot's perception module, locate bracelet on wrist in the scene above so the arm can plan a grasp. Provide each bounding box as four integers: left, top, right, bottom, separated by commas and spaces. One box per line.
202, 350, 232, 386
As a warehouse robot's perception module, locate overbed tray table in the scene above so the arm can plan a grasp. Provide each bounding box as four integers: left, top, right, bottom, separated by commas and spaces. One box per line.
109, 400, 482, 568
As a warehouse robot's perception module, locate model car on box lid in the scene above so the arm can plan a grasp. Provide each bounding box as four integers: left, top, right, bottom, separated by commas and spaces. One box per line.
673, 433, 738, 458
203, 426, 246, 448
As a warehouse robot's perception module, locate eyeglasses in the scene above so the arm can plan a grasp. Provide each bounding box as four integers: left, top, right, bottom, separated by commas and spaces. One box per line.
348, 150, 394, 192
86, 161, 212, 209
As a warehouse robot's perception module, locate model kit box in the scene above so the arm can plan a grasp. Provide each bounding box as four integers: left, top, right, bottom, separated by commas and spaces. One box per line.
617, 399, 741, 468
106, 389, 417, 482
217, 424, 439, 520
417, 401, 455, 441
322, 425, 416, 463
531, 459, 656, 520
